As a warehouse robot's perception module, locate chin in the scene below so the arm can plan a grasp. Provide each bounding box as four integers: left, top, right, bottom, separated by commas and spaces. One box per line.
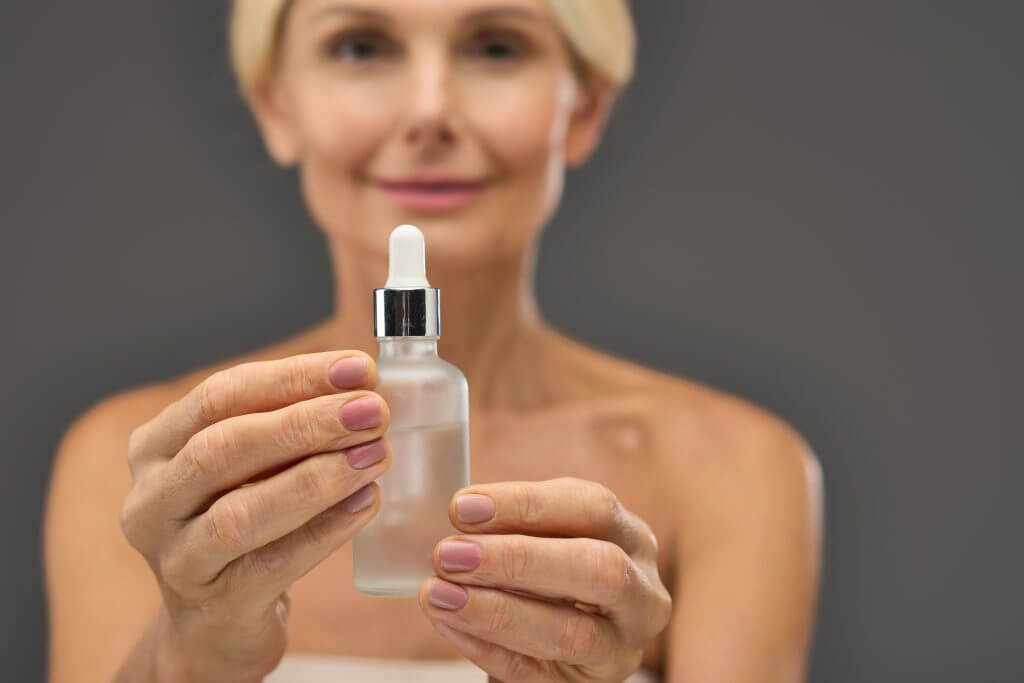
410, 216, 509, 269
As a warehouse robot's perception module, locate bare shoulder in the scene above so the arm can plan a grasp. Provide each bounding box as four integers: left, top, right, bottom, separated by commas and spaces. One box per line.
581, 336, 823, 556
548, 329, 822, 492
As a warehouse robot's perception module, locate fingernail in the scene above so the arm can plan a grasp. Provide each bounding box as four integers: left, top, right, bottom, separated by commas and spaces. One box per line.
456, 494, 495, 524
428, 579, 468, 610
340, 395, 382, 430
342, 484, 376, 513
345, 439, 387, 469
438, 540, 481, 572
328, 356, 368, 389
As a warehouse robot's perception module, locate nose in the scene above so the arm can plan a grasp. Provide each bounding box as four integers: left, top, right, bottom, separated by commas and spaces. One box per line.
403, 50, 456, 151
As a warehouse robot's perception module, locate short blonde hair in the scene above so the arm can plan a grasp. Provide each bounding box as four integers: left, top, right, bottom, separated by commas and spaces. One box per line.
229, 0, 636, 101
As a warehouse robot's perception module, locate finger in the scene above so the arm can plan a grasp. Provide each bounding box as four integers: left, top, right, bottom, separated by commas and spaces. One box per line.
451, 477, 659, 560
177, 438, 391, 580
217, 482, 381, 601
128, 350, 376, 469
160, 390, 389, 517
419, 579, 623, 671
429, 621, 550, 683
433, 534, 659, 634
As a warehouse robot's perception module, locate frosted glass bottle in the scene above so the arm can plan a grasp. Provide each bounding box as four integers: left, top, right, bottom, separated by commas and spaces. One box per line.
352, 224, 471, 596
353, 336, 470, 596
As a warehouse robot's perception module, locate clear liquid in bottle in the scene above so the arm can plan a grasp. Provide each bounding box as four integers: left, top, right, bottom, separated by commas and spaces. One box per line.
352, 224, 471, 596
354, 419, 469, 596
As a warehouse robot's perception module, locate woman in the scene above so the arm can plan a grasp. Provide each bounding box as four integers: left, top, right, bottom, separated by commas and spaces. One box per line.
44, 0, 823, 681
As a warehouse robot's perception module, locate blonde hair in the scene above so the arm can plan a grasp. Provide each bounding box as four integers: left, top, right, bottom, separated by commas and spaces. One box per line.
229, 0, 636, 101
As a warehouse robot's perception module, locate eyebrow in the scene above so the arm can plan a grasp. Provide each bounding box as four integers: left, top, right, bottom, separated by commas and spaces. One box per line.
462, 6, 544, 25
308, 3, 543, 27
309, 5, 391, 26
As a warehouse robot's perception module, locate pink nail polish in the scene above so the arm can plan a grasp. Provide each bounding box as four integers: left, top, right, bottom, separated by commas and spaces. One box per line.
456, 494, 495, 523
342, 484, 376, 513
428, 579, 468, 610
346, 440, 387, 469
340, 395, 382, 430
438, 540, 481, 572
328, 356, 368, 389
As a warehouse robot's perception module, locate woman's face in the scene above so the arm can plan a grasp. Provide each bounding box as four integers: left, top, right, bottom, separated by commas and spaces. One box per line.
254, 0, 614, 265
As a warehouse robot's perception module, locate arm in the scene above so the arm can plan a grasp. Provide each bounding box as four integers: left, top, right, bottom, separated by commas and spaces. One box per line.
44, 392, 167, 682
666, 416, 824, 683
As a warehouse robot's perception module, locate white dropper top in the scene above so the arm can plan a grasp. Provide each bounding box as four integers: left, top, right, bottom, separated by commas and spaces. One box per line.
373, 224, 440, 337
385, 224, 432, 288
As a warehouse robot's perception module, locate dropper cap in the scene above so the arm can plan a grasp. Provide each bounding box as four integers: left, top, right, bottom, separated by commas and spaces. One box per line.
373, 224, 441, 338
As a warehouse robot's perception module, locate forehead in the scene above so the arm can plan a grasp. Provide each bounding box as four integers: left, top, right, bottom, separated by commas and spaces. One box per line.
290, 0, 554, 26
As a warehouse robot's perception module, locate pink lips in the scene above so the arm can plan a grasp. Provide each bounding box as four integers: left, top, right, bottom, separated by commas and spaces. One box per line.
372, 177, 488, 212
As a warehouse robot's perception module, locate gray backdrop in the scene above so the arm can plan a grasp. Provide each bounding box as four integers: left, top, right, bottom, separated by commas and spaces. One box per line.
2, 1, 1021, 681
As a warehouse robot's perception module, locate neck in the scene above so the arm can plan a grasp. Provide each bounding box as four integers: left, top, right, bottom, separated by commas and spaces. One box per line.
322, 235, 556, 412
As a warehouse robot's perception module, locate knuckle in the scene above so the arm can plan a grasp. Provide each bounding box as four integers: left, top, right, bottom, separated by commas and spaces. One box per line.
500, 536, 532, 584
559, 611, 606, 664
581, 478, 626, 537
512, 482, 543, 526
485, 593, 516, 637
118, 491, 144, 545
158, 536, 212, 595
585, 479, 620, 516
295, 458, 338, 502
184, 424, 233, 479
126, 423, 149, 466
206, 497, 254, 552
127, 424, 144, 454
591, 542, 632, 605
243, 547, 287, 582
282, 355, 315, 399
278, 402, 321, 452
638, 517, 660, 556
654, 587, 673, 630
196, 369, 236, 425
159, 548, 191, 588
304, 504, 342, 547
500, 650, 535, 682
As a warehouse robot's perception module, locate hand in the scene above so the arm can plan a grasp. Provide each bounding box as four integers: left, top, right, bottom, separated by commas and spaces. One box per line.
119, 351, 391, 682
418, 477, 672, 682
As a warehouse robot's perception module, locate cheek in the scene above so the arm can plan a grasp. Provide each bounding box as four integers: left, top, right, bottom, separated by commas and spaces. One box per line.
289, 80, 405, 236
462, 77, 569, 175
459, 76, 572, 251
293, 81, 402, 173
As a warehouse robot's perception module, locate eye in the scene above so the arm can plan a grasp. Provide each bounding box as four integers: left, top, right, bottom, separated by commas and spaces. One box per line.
464, 29, 529, 61
327, 29, 397, 62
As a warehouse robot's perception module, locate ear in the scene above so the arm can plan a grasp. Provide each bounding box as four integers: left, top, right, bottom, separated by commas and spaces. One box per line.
249, 80, 302, 167
563, 75, 617, 168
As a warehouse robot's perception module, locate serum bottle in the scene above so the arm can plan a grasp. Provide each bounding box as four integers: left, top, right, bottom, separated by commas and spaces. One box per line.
353, 224, 471, 596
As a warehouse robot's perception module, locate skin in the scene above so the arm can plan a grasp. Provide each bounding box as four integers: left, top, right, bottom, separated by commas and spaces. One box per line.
43, 1, 824, 682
